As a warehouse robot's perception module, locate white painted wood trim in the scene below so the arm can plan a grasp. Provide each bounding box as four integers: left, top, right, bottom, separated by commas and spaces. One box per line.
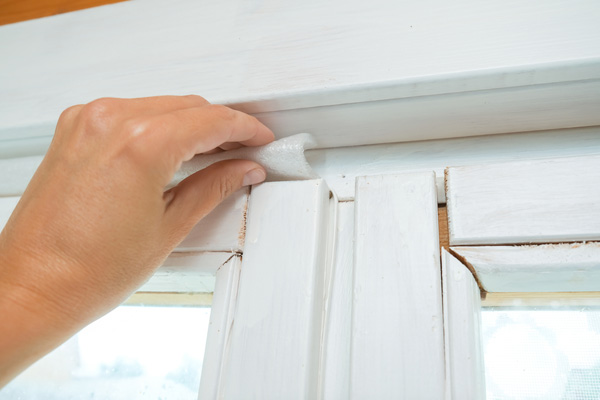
5, 127, 600, 204
0, 156, 40, 196
138, 252, 232, 293
442, 250, 486, 400
452, 243, 600, 293
3, 77, 599, 159
446, 154, 600, 245
218, 179, 332, 399
251, 78, 600, 150
0, 196, 19, 233
307, 126, 600, 202
350, 172, 445, 398
320, 201, 354, 399
176, 188, 248, 252
2, 1, 600, 156
0, 190, 248, 253
198, 255, 242, 400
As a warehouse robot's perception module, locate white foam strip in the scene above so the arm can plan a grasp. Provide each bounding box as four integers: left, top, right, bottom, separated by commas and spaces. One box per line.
171, 133, 319, 187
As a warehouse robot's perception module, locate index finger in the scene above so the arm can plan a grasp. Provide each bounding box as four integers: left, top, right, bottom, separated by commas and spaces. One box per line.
138, 104, 275, 165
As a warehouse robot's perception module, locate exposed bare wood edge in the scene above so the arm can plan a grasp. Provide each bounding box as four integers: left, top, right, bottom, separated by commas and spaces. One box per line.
124, 292, 213, 306
482, 292, 600, 308
238, 185, 251, 248
450, 240, 600, 248
447, 247, 486, 300
438, 206, 449, 251
443, 166, 453, 235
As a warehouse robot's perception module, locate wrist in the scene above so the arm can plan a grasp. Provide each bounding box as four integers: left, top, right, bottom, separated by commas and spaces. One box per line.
0, 249, 79, 386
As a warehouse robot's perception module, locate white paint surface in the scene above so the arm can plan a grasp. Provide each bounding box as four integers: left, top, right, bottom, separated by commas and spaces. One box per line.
320, 201, 354, 399
219, 180, 332, 399
442, 250, 485, 400
139, 252, 231, 293
199, 255, 242, 399
351, 172, 444, 398
0, 196, 19, 233
447, 155, 600, 245
307, 126, 600, 202
1, 0, 600, 155
5, 127, 600, 203
175, 188, 248, 252
453, 243, 600, 292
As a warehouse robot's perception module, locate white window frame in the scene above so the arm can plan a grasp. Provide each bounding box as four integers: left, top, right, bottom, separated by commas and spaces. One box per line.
2, 1, 600, 398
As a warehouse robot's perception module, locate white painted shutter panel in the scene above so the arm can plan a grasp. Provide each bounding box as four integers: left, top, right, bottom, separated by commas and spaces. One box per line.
218, 179, 332, 399
442, 250, 486, 399
350, 172, 445, 398
446, 154, 600, 245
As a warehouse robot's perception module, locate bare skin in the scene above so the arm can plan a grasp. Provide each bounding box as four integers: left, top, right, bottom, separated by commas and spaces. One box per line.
0, 95, 274, 387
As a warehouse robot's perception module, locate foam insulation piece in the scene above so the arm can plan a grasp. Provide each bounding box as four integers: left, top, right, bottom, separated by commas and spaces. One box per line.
170, 133, 319, 187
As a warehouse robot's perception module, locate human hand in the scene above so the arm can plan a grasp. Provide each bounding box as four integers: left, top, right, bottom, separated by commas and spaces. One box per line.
0, 95, 274, 385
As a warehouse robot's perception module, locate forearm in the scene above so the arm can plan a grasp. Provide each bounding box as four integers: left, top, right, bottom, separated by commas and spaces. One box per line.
0, 250, 80, 387
0, 230, 140, 388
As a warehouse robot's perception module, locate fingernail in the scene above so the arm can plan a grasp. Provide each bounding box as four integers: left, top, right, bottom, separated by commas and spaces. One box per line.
243, 168, 266, 186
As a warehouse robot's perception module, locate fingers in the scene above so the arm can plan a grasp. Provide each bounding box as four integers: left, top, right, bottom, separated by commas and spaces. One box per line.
119, 95, 210, 115
56, 96, 275, 188
162, 160, 266, 243
100, 95, 210, 118
149, 104, 275, 162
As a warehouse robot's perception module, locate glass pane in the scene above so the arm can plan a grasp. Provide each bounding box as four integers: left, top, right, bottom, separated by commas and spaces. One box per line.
482, 305, 600, 400
0, 304, 211, 400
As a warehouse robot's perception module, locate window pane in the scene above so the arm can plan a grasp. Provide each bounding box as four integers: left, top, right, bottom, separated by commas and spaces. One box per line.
482, 305, 600, 400
1, 304, 211, 400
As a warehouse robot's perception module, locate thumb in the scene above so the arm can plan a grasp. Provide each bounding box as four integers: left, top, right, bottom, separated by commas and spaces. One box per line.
163, 159, 266, 238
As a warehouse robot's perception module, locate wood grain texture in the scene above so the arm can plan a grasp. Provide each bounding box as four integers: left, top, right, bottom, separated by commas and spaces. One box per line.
452, 243, 600, 293
447, 154, 600, 245
351, 172, 444, 398
320, 201, 354, 399
1, 0, 599, 156
199, 255, 242, 400
219, 179, 332, 399
0, 0, 126, 26
438, 206, 449, 251
442, 250, 485, 400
